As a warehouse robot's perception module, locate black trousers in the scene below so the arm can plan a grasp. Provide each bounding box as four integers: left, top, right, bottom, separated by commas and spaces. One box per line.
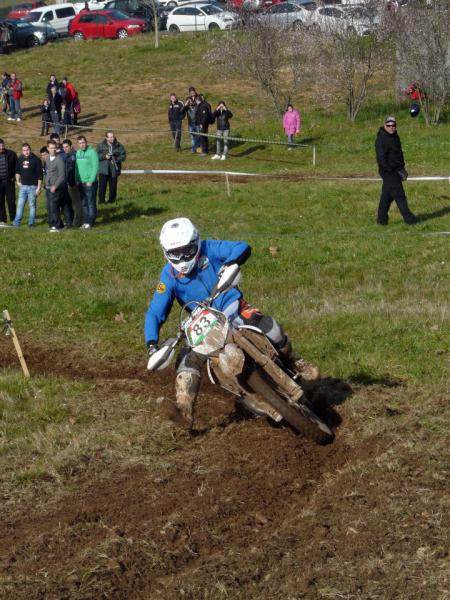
47, 187, 64, 228
198, 125, 209, 154
169, 120, 182, 149
0, 180, 16, 222
98, 173, 118, 204
377, 173, 417, 225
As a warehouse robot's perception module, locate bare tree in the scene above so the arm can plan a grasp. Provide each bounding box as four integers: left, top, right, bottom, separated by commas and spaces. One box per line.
148, 0, 159, 49
206, 19, 310, 117
307, 3, 389, 122
389, 0, 449, 125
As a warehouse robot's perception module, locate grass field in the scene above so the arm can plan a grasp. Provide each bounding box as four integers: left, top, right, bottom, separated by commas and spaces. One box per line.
0, 32, 449, 600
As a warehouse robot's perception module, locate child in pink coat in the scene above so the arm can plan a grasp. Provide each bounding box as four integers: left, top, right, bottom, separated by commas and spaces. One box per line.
283, 104, 301, 150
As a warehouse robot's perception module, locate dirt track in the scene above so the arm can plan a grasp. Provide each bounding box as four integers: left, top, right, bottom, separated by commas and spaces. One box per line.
0, 342, 448, 600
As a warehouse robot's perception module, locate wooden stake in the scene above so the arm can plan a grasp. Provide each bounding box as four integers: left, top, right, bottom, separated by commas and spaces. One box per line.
313, 145, 316, 167
225, 172, 231, 197
2, 310, 30, 378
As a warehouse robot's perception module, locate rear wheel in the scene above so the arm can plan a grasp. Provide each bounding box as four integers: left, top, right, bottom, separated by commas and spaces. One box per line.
73, 31, 85, 40
246, 369, 334, 444
117, 28, 128, 39
169, 23, 180, 32
292, 19, 303, 30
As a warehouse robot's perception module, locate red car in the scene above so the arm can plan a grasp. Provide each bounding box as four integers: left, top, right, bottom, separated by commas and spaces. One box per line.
6, 1, 46, 19
69, 9, 145, 39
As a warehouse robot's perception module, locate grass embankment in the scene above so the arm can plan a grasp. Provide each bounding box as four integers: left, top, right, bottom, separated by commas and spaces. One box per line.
0, 31, 449, 600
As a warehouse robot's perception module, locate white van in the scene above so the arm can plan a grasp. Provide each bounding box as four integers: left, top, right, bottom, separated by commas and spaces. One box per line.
26, 3, 81, 36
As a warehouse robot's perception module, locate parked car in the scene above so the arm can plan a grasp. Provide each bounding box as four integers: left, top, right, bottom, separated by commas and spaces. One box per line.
309, 4, 376, 35
69, 9, 146, 38
25, 3, 80, 35
103, 0, 168, 30
6, 1, 46, 20
259, 0, 316, 29
167, 2, 238, 31
0, 17, 57, 47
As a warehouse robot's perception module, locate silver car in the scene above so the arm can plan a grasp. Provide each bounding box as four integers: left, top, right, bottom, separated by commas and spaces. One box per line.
259, 0, 316, 30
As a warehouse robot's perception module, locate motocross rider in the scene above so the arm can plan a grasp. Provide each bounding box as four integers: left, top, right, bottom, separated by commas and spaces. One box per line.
145, 217, 319, 426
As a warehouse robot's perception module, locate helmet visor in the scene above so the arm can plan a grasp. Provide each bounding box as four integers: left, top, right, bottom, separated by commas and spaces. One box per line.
165, 241, 198, 264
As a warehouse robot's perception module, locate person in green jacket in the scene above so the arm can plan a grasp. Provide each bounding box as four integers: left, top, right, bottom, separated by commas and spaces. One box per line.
96, 131, 126, 204
75, 135, 99, 230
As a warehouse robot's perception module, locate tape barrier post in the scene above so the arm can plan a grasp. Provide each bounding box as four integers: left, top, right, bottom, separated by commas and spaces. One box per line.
2, 310, 30, 378
225, 172, 231, 197
313, 145, 316, 167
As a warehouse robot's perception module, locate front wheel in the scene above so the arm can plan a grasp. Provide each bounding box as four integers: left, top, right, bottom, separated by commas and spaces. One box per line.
27, 35, 40, 47
168, 23, 180, 33
246, 369, 334, 444
292, 19, 303, 30
117, 28, 128, 39
208, 22, 220, 30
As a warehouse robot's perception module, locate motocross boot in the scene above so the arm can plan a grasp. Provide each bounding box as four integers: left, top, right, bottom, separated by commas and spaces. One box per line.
174, 371, 201, 429
278, 339, 320, 382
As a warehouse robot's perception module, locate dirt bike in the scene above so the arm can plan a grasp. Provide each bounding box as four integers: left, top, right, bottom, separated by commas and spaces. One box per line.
147, 264, 334, 444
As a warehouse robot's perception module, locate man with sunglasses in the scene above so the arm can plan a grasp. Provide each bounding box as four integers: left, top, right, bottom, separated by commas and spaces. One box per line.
144, 217, 320, 428
375, 116, 419, 225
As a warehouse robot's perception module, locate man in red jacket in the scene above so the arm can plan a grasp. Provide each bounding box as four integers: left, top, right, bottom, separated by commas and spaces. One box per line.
7, 72, 23, 122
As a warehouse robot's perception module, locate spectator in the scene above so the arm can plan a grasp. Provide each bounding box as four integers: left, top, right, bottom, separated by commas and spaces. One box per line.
7, 72, 23, 122
182, 95, 199, 154
13, 143, 42, 228
0, 138, 17, 226
212, 100, 233, 161
283, 103, 301, 150
50, 133, 64, 154
0, 23, 11, 55
375, 116, 419, 225
96, 131, 126, 204
48, 85, 63, 135
61, 77, 78, 126
46, 74, 58, 96
168, 93, 185, 152
40, 98, 52, 136
62, 139, 82, 227
1, 73, 10, 115
75, 135, 99, 230
188, 86, 197, 101
45, 140, 66, 232
195, 94, 212, 156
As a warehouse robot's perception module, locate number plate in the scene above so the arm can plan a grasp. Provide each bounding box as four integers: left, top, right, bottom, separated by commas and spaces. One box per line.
186, 309, 219, 347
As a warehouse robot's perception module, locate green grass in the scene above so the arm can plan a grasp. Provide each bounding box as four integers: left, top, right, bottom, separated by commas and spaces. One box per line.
0, 31, 448, 481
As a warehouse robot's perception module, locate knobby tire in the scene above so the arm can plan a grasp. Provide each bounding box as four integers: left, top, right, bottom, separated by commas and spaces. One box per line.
246, 369, 334, 444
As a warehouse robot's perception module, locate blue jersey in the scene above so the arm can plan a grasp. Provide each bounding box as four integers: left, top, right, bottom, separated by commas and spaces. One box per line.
144, 239, 250, 344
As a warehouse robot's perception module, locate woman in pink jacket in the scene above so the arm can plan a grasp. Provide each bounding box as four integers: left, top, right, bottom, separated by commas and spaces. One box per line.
282, 103, 301, 150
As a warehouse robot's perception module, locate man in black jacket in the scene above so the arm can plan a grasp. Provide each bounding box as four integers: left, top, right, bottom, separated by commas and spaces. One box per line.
168, 94, 184, 151
375, 116, 418, 225
0, 138, 17, 225
13, 143, 42, 227
195, 95, 212, 156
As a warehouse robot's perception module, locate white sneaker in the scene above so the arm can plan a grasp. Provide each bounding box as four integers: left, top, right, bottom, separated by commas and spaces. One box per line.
211, 154, 220, 160
16, 118, 21, 122
7, 117, 14, 121
81, 223, 91, 230
220, 155, 227, 160
49, 226, 60, 233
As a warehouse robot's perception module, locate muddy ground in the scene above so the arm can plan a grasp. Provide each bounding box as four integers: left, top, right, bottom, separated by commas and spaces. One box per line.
0, 342, 448, 600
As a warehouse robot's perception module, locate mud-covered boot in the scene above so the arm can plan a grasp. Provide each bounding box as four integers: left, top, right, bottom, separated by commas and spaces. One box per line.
174, 371, 200, 429
278, 340, 320, 383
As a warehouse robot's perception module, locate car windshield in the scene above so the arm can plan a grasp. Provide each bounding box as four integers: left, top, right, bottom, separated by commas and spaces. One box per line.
14, 21, 32, 27
200, 4, 220, 14
24, 12, 41, 21
107, 9, 131, 19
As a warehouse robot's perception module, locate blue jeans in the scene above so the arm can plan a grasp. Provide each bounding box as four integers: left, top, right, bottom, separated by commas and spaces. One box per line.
10, 97, 21, 119
79, 182, 97, 226
14, 185, 37, 226
188, 124, 199, 152
287, 134, 294, 148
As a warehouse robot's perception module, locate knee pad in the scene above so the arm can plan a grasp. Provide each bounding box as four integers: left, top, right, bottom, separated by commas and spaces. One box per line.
175, 371, 200, 414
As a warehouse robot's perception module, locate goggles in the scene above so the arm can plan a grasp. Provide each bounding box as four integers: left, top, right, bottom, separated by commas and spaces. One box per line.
166, 241, 198, 263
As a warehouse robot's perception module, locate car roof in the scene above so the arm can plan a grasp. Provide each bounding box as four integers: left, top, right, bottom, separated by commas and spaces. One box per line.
29, 2, 75, 11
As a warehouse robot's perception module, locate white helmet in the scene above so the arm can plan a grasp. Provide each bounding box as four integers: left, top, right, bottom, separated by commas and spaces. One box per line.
159, 217, 200, 274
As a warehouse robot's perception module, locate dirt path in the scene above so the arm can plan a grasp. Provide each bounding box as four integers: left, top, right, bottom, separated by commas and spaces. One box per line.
0, 342, 448, 600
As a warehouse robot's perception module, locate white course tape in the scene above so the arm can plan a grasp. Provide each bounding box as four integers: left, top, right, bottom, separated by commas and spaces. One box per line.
122, 169, 450, 182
